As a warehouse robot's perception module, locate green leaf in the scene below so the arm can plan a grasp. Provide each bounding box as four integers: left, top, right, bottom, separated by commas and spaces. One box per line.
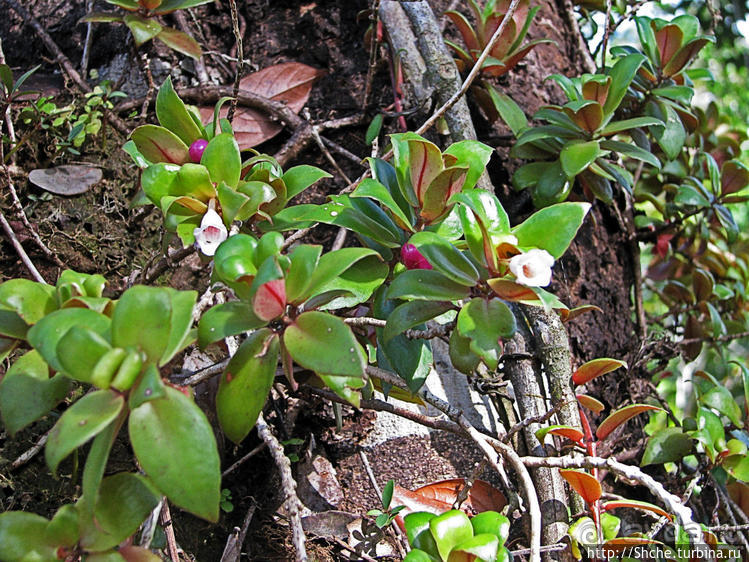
451, 189, 510, 235
123, 14, 162, 46
448, 534, 500, 562
456, 298, 516, 370
533, 160, 570, 207
603, 53, 646, 116
443, 139, 493, 191
449, 328, 482, 375
404, 512, 440, 558
403, 549, 436, 562
641, 427, 693, 466
600, 512, 621, 541
352, 178, 414, 232
300, 247, 383, 303
283, 165, 332, 200
213, 233, 258, 284
311, 256, 388, 311
512, 162, 548, 190
201, 132, 241, 187
129, 386, 221, 521
284, 311, 366, 377
484, 84, 527, 135
80, 473, 160, 552
285, 245, 322, 303
599, 140, 660, 168
0, 512, 56, 562
131, 125, 190, 165
635, 17, 660, 66
701, 386, 744, 428
384, 300, 453, 342
56, 325, 112, 383
129, 364, 167, 410
470, 511, 510, 543
44, 504, 79, 549
386, 269, 471, 302
198, 301, 265, 347
512, 202, 591, 258
408, 231, 479, 286
406, 137, 444, 203
649, 102, 685, 161
152, 0, 213, 14
28, 308, 111, 373
80, 412, 125, 523
429, 510, 474, 562
156, 27, 202, 59
155, 76, 203, 146
365, 114, 384, 145
173, 162, 215, 201
0, 278, 57, 324
560, 140, 601, 178
217, 329, 279, 444
45, 390, 125, 475
600, 116, 663, 136
0, 350, 70, 436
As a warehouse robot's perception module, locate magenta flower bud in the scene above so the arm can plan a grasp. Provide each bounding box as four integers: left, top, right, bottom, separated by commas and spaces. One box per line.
189, 139, 209, 163
401, 243, 432, 270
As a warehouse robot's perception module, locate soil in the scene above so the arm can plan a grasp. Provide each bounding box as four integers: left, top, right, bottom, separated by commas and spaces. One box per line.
0, 0, 648, 560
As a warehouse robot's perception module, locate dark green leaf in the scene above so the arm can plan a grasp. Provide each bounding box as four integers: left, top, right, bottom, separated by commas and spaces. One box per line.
386, 269, 470, 302
408, 231, 479, 286
123, 14, 162, 46
202, 133, 241, 187
366, 114, 384, 145
484, 84, 527, 135
45, 390, 125, 475
217, 329, 279, 444
283, 165, 332, 200
603, 53, 646, 116
600, 116, 663, 136
0, 278, 57, 324
599, 140, 660, 168
560, 140, 601, 177
456, 298, 516, 370
701, 386, 743, 428
352, 178, 414, 231
384, 300, 453, 342
129, 386, 221, 521
641, 427, 693, 466
156, 27, 202, 59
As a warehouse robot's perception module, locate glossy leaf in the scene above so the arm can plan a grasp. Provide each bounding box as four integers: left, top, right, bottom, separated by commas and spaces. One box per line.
283, 165, 331, 200
408, 231, 479, 286
560, 140, 601, 178
701, 386, 744, 428
721, 161, 749, 195
443, 140, 493, 191
128, 364, 166, 410
449, 328, 482, 375
155, 76, 203, 146
198, 301, 265, 347
576, 394, 605, 414
429, 510, 474, 561
560, 469, 602, 505
487, 279, 539, 302
404, 512, 440, 558
0, 278, 57, 323
201, 132, 241, 187
217, 329, 279, 443
130, 125, 190, 165
123, 14, 162, 46
596, 404, 662, 440
512, 202, 590, 259
384, 300, 453, 342
599, 116, 663, 136
129, 386, 221, 521
0, 350, 70, 436
310, 256, 388, 311
45, 390, 125, 475
386, 269, 470, 302
28, 308, 110, 373
285, 311, 366, 377
457, 298, 515, 370
407, 137, 444, 203
471, 510, 510, 543
603, 53, 646, 116
572, 358, 627, 386
299, 247, 382, 303
80, 473, 160, 551
641, 427, 693, 466
56, 325, 112, 383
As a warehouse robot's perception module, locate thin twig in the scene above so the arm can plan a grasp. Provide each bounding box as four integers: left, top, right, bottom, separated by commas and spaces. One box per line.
343, 316, 455, 340
0, 208, 47, 283
227, 0, 244, 123
255, 412, 308, 561
222, 442, 267, 477
159, 501, 181, 562
600, 0, 613, 70
502, 403, 563, 444
10, 429, 50, 470
362, 0, 381, 109
81, 0, 95, 74
414, 0, 521, 136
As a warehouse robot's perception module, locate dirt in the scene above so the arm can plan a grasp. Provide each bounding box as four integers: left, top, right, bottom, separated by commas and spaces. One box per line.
0, 0, 648, 559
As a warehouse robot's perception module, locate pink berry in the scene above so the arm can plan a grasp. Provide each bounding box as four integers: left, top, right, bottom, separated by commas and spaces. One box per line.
401, 244, 432, 270
189, 139, 209, 163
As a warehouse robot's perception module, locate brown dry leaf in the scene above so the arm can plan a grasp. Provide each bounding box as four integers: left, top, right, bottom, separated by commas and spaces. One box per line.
391, 478, 507, 531
29, 165, 102, 196
199, 62, 325, 150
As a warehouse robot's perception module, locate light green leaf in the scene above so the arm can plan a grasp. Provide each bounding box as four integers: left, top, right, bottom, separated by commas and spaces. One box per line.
512, 202, 591, 258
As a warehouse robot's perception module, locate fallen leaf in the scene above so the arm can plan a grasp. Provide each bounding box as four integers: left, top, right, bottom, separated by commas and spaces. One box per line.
29, 165, 102, 196
199, 62, 325, 150
391, 478, 506, 531
301, 510, 358, 539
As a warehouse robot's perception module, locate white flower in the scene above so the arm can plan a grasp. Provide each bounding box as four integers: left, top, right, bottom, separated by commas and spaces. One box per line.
193, 207, 227, 256
508, 249, 555, 287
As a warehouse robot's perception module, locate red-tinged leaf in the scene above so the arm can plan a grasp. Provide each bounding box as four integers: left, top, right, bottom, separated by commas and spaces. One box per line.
253, 279, 286, 321
596, 404, 663, 440
487, 278, 539, 301
407, 138, 444, 204
392, 479, 506, 531
576, 394, 605, 414
139, 0, 162, 10
486, 19, 517, 60
156, 27, 202, 60
656, 232, 675, 258
654, 24, 683, 67
582, 78, 610, 106
564, 102, 603, 133
559, 304, 602, 323
572, 358, 627, 386
119, 546, 162, 562
560, 469, 601, 505
602, 499, 672, 520
445, 10, 480, 52
721, 161, 749, 195
663, 38, 711, 77
199, 62, 324, 149
536, 424, 584, 444
420, 167, 468, 223
130, 125, 190, 164
683, 314, 704, 361
727, 481, 749, 519
484, 39, 552, 77
601, 537, 661, 553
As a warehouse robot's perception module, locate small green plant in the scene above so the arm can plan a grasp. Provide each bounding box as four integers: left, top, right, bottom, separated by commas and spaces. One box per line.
83, 0, 212, 60
367, 479, 406, 529
220, 488, 234, 513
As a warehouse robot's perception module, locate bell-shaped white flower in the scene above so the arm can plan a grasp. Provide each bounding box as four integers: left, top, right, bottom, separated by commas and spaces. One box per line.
193, 206, 227, 256
508, 248, 555, 287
